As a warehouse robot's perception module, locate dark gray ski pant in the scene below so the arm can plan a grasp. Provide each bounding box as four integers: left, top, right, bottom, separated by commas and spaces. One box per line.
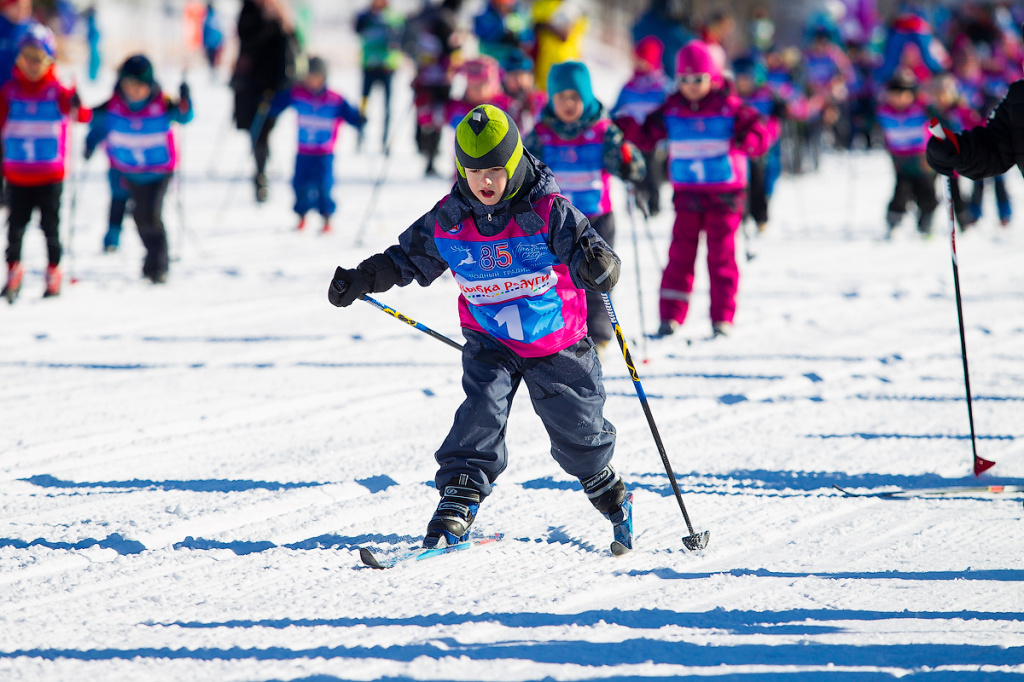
434, 329, 616, 497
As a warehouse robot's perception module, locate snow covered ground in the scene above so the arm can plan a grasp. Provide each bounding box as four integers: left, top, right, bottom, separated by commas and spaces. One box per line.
1, 5, 1023, 681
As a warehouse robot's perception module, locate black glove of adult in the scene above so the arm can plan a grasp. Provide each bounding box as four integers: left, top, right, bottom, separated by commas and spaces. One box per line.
577, 236, 620, 293
328, 253, 403, 307
179, 82, 191, 103
926, 134, 960, 177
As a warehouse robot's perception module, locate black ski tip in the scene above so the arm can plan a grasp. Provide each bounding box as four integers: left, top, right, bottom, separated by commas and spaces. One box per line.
683, 530, 710, 551
359, 547, 386, 569
610, 541, 632, 556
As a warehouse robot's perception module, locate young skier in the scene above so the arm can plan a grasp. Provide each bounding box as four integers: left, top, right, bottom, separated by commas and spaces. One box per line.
267, 56, 364, 233
0, 25, 90, 303
355, 0, 404, 151
876, 72, 937, 239
732, 55, 784, 233
445, 56, 512, 131
611, 35, 671, 218
328, 104, 630, 550
524, 60, 644, 352
83, 55, 192, 284
501, 49, 545, 136
619, 40, 777, 338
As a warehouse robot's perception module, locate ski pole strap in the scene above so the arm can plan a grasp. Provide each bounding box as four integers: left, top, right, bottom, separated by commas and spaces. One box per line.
360, 295, 465, 352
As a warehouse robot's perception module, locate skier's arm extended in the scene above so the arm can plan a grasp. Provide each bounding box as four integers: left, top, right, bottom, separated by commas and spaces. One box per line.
328, 203, 451, 307
83, 101, 111, 160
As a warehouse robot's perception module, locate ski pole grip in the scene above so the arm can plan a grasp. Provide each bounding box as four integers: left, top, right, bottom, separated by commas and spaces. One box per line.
929, 117, 960, 154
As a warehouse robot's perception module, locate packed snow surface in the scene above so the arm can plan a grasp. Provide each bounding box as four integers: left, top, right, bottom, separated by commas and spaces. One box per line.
1, 6, 1023, 681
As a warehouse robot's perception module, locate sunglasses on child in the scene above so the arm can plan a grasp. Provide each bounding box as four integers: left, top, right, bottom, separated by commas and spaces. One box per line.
678, 73, 710, 85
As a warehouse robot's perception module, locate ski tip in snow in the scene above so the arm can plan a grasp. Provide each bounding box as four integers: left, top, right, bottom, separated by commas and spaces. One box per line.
610, 541, 631, 556
358, 547, 387, 569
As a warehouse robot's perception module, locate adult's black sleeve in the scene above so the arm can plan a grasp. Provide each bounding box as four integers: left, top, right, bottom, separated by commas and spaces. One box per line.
954, 81, 1023, 181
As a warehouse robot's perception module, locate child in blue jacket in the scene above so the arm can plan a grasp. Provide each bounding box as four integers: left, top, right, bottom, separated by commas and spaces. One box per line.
328, 104, 630, 551
268, 57, 364, 233
85, 55, 192, 283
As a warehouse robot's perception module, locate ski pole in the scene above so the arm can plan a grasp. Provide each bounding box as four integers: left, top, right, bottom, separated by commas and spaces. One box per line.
360, 294, 464, 351
174, 75, 189, 262
929, 120, 995, 477
623, 184, 649, 362
600, 292, 710, 550
331, 278, 464, 351
354, 100, 415, 248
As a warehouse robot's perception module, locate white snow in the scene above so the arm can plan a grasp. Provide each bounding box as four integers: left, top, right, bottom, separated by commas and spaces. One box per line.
1, 3, 1022, 680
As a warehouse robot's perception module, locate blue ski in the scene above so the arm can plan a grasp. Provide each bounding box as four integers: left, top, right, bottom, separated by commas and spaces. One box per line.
359, 533, 504, 569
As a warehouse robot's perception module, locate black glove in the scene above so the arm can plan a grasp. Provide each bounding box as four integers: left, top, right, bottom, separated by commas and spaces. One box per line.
577, 236, 619, 293
179, 82, 191, 103
83, 145, 95, 161
328, 253, 403, 307
328, 266, 372, 307
926, 135, 959, 177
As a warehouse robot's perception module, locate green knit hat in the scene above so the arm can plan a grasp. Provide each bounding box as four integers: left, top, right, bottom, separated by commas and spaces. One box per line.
454, 104, 526, 202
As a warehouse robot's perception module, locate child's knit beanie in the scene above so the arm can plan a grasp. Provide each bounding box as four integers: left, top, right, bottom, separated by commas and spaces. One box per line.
454, 104, 527, 203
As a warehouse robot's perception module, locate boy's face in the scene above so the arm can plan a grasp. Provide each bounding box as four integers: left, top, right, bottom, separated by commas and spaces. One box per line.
465, 80, 497, 105
678, 73, 712, 101
504, 70, 532, 95
466, 166, 508, 205
886, 88, 914, 110
552, 89, 584, 123
735, 73, 755, 96
305, 72, 326, 91
16, 46, 51, 82
122, 77, 152, 103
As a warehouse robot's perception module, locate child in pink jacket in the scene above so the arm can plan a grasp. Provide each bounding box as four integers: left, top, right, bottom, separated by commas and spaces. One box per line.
620, 41, 777, 337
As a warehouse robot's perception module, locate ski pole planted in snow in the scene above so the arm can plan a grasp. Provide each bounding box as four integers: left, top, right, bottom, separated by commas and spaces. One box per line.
600, 292, 710, 550
928, 120, 995, 477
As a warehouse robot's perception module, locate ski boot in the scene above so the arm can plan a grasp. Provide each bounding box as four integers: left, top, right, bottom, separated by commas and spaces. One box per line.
43, 264, 61, 298
321, 216, 331, 234
2, 261, 23, 303
103, 225, 121, 252
423, 474, 481, 549
296, 216, 306, 232
255, 173, 269, 203
657, 320, 679, 337
582, 466, 633, 554
885, 210, 901, 240
917, 211, 934, 237
712, 321, 732, 338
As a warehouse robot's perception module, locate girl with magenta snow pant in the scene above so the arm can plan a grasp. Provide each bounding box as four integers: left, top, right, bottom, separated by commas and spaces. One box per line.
525, 60, 644, 349
268, 57, 364, 233
328, 104, 628, 550
620, 40, 777, 338
85, 55, 192, 283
